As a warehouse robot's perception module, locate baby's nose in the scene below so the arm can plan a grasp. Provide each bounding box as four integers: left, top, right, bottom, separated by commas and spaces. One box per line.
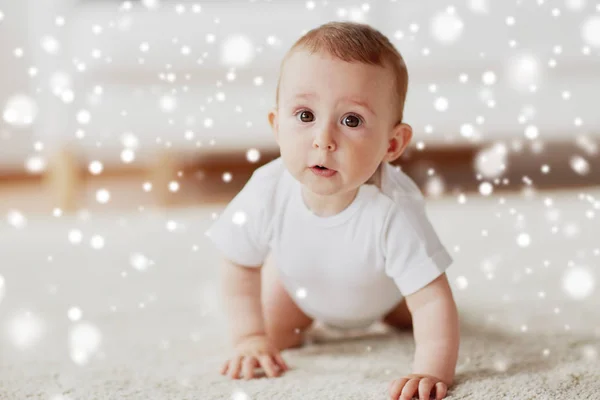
312, 132, 336, 151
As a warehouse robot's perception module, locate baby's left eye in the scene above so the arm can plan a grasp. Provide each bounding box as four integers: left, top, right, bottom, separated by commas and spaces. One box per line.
342, 114, 362, 128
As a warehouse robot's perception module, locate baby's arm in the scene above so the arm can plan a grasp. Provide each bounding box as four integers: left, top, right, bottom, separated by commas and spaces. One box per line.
408, 273, 459, 384
389, 273, 459, 399
221, 258, 265, 342
220, 258, 289, 379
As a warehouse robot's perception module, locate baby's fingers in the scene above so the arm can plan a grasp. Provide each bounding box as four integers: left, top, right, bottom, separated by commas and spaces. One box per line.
418, 378, 436, 400
259, 355, 280, 378
434, 382, 448, 400
273, 352, 289, 372
242, 356, 258, 380
227, 356, 243, 379
220, 360, 230, 375
399, 379, 419, 400
389, 378, 409, 399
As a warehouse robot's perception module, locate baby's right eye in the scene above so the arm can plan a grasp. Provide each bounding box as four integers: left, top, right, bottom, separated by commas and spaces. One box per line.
296, 110, 314, 123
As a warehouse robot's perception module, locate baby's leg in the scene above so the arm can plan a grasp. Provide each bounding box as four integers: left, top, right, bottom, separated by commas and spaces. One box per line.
382, 299, 413, 331
261, 252, 314, 350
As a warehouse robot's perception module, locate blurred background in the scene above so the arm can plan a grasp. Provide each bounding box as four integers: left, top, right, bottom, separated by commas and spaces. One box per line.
1, 1, 600, 397
1, 0, 599, 214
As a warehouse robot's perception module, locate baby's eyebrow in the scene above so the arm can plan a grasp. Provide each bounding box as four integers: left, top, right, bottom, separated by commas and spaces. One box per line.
291, 93, 376, 117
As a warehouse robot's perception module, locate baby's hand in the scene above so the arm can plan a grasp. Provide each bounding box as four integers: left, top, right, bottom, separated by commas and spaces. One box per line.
220, 334, 289, 380
389, 374, 448, 400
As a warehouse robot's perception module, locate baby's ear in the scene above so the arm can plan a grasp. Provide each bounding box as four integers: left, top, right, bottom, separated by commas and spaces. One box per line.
268, 109, 279, 143
384, 123, 412, 162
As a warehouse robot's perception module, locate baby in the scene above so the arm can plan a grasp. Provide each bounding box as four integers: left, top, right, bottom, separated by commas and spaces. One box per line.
208, 21, 460, 400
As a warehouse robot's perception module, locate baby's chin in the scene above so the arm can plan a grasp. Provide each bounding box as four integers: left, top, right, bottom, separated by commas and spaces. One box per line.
300, 173, 363, 197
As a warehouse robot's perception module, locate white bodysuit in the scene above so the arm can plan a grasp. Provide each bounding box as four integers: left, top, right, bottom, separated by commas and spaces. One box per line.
207, 158, 453, 330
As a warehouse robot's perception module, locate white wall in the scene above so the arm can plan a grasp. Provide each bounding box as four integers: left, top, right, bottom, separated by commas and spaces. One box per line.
1, 0, 599, 171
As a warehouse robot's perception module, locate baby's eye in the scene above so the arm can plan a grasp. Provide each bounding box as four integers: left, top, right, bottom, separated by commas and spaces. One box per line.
342, 114, 362, 128
297, 110, 314, 123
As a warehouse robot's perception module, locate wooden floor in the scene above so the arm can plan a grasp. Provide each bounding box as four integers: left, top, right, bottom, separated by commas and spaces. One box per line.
1, 142, 599, 215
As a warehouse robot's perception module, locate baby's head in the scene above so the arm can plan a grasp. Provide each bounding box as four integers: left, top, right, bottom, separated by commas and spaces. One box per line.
268, 21, 412, 196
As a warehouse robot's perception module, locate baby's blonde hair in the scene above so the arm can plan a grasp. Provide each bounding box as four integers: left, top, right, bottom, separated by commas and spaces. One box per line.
274, 21, 410, 187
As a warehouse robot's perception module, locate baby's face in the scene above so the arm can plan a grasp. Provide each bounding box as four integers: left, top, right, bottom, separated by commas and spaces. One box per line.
269, 50, 401, 197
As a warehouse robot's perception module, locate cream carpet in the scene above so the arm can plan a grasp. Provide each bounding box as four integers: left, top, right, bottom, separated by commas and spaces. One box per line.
1, 187, 599, 399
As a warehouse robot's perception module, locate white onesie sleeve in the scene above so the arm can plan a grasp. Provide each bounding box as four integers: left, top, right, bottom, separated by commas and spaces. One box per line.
382, 200, 453, 296
206, 169, 276, 267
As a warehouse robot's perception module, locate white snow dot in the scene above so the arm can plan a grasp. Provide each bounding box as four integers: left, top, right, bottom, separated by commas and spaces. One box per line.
507, 53, 540, 91
25, 156, 46, 173
68, 307, 82, 322
524, 125, 539, 140
204, 118, 213, 128
41, 36, 60, 55
565, 0, 586, 11
253, 76, 264, 86
68, 229, 83, 244
456, 276, 468, 290
76, 110, 91, 125
2, 94, 38, 127
479, 182, 493, 196
562, 267, 594, 299
570, 155, 590, 175
467, 0, 489, 14
143, 182, 153, 192
68, 322, 102, 366
460, 124, 475, 138
166, 220, 177, 231
475, 143, 508, 179
434, 97, 449, 112
90, 235, 105, 250
232, 211, 247, 225
246, 148, 260, 163
130, 253, 150, 271
221, 35, 254, 67
506, 16, 516, 26
482, 71, 497, 85
231, 389, 251, 400
581, 16, 600, 48
516, 233, 531, 248
494, 358, 510, 372
120, 149, 135, 164
168, 181, 180, 192
96, 189, 110, 204
425, 176, 445, 198
159, 95, 177, 113
7, 210, 26, 229
8, 311, 45, 350
430, 11, 464, 43
296, 288, 307, 299
222, 172, 232, 182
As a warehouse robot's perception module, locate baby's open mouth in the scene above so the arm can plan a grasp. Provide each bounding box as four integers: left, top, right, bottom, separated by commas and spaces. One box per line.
310, 165, 337, 177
